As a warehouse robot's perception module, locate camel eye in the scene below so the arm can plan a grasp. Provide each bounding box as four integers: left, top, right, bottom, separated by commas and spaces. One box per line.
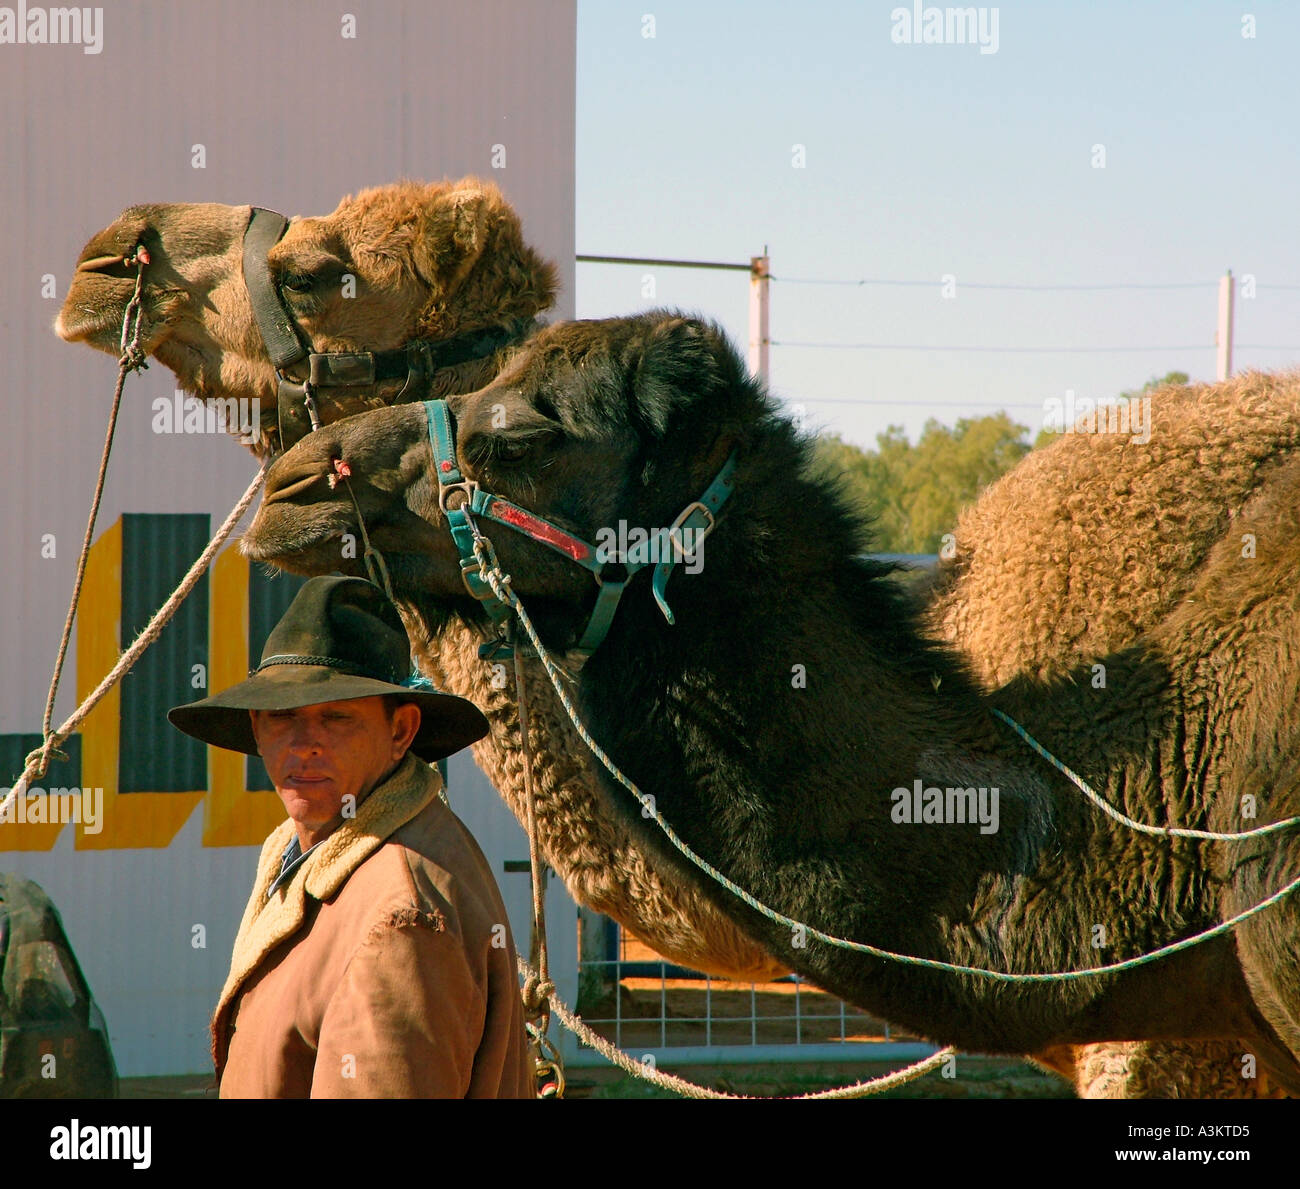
493, 437, 534, 464
476, 428, 561, 469
281, 273, 315, 294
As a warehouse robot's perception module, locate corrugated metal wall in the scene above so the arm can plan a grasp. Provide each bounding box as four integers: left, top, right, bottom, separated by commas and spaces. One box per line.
1, 0, 577, 1078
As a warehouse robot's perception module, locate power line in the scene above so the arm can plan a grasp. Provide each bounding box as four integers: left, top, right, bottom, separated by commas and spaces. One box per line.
577, 258, 1300, 292
771, 276, 1213, 291
772, 341, 1212, 353
791, 397, 1048, 408
577, 253, 752, 272
772, 341, 1300, 353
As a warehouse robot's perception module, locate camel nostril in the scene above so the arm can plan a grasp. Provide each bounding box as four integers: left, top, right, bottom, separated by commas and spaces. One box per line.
75, 253, 147, 280
265, 461, 333, 504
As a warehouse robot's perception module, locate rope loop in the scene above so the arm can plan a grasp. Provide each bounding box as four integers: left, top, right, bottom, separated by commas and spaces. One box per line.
117, 249, 151, 372
521, 971, 556, 1017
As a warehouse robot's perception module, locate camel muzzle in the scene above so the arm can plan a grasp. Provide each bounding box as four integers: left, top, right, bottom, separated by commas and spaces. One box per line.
57, 239, 154, 347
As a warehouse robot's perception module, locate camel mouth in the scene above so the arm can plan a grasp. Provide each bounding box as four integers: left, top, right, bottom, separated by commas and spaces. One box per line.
53, 307, 111, 344
240, 509, 352, 566
242, 511, 431, 579
54, 306, 140, 347
55, 273, 144, 345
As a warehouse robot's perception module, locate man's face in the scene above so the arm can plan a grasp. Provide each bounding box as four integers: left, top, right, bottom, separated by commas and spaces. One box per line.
249, 696, 422, 846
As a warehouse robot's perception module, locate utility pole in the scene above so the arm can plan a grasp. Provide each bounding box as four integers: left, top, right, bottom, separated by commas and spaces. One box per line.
748, 249, 771, 385
577, 249, 772, 383
1216, 269, 1235, 381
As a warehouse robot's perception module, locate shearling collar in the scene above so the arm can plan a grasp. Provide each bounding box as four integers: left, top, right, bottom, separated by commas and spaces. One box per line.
210, 751, 441, 1067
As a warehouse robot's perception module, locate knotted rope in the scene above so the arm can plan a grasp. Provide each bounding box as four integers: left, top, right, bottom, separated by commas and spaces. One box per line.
511, 623, 565, 1098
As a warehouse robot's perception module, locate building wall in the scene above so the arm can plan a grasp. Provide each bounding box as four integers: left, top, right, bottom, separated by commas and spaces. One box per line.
0, 0, 577, 1078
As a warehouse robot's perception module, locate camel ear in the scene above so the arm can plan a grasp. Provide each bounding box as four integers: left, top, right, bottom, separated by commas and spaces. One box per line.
631, 316, 729, 436
411, 187, 492, 293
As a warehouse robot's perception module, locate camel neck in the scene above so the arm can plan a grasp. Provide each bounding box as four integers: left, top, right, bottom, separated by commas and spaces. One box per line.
574, 539, 1224, 1050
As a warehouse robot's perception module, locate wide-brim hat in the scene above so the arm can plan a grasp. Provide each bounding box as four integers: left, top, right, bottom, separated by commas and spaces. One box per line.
167, 575, 489, 763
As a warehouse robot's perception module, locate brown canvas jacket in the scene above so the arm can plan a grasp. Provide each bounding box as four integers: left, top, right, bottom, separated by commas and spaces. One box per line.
211, 751, 533, 1098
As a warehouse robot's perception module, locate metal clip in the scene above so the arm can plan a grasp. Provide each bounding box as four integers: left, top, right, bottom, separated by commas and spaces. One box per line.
535, 1059, 565, 1099
527, 1026, 566, 1100
438, 477, 479, 514
302, 379, 323, 432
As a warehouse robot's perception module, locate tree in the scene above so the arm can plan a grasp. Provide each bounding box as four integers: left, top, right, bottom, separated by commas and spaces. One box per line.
812, 413, 1031, 554
814, 372, 1191, 554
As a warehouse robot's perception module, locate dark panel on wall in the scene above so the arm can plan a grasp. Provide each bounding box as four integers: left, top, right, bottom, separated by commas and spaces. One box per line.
0, 735, 82, 793
119, 515, 209, 792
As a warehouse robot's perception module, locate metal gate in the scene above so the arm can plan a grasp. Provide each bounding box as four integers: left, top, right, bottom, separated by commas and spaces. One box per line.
566, 914, 937, 1068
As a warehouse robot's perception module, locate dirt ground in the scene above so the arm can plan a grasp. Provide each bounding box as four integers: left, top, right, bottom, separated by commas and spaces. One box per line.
119, 1074, 217, 1098
565, 1055, 1072, 1099
119, 1056, 1070, 1100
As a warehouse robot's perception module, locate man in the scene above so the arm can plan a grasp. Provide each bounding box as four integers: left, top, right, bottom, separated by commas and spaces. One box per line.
168, 575, 533, 1098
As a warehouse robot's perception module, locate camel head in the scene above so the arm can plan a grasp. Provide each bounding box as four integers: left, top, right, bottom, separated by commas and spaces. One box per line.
243, 312, 780, 648
56, 178, 559, 457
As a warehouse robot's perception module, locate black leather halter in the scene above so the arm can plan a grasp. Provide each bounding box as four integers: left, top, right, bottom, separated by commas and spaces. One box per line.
241, 206, 531, 454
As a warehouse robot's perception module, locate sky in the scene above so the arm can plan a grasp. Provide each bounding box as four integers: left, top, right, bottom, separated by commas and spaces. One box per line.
573, 0, 1300, 451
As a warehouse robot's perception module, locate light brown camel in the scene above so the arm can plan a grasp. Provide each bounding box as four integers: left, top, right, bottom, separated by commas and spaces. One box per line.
922, 370, 1300, 1098
56, 178, 786, 984
58, 180, 1253, 1096
234, 313, 1300, 1096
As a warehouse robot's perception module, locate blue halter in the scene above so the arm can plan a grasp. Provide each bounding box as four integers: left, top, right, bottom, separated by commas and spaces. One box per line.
423, 398, 737, 660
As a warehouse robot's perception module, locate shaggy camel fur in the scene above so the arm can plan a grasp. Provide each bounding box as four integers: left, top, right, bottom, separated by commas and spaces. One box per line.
61, 182, 1253, 1093
240, 313, 1300, 1094
929, 370, 1300, 687
926, 370, 1300, 1098
57, 179, 784, 983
